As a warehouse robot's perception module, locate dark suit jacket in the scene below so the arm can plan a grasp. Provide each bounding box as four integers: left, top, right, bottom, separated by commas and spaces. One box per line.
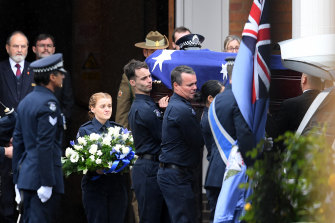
275, 89, 320, 136
0, 59, 34, 216
53, 71, 74, 121
0, 59, 34, 117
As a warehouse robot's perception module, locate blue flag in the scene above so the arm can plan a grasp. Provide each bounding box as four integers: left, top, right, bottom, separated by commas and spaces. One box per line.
232, 0, 271, 143
214, 0, 271, 222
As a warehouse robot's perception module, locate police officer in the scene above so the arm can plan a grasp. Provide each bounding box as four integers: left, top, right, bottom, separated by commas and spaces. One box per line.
77, 92, 128, 223
12, 53, 66, 223
126, 60, 169, 223
157, 65, 204, 223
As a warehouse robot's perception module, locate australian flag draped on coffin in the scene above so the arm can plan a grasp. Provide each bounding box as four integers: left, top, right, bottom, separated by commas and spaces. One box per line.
145, 49, 285, 90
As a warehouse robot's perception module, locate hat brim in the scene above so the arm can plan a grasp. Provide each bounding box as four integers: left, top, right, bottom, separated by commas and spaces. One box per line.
134, 35, 169, 49
57, 67, 67, 74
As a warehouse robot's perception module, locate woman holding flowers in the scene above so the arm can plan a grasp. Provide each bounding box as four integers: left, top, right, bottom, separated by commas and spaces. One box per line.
77, 92, 128, 223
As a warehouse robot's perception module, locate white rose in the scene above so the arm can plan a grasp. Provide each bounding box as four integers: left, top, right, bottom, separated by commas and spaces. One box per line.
89, 133, 100, 141
96, 158, 102, 164
97, 150, 103, 156
102, 136, 111, 146
121, 133, 129, 141
114, 144, 121, 153
121, 146, 130, 155
89, 155, 95, 161
108, 126, 121, 138
77, 137, 87, 146
83, 169, 88, 174
65, 147, 74, 158
73, 145, 83, 150
89, 144, 98, 154
70, 152, 79, 163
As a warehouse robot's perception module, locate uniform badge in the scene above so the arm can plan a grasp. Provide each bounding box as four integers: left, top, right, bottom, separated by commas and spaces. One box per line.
48, 102, 56, 111
118, 90, 123, 97
191, 108, 196, 116
153, 109, 162, 118
49, 116, 57, 126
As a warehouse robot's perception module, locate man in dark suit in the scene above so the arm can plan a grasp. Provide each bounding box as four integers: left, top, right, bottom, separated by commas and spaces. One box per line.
0, 31, 33, 223
0, 31, 34, 117
12, 54, 65, 223
275, 73, 322, 136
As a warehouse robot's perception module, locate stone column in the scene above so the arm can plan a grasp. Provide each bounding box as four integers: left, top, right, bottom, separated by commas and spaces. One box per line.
293, 0, 335, 38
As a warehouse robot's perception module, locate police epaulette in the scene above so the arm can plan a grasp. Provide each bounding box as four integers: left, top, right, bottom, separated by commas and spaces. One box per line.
109, 121, 123, 128
80, 120, 92, 127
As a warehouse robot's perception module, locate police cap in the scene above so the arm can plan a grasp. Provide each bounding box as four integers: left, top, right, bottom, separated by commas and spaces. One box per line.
176, 33, 205, 50
30, 53, 67, 74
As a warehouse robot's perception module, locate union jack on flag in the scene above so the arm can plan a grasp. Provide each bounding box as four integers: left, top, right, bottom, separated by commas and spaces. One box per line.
213, 1, 271, 222
232, 0, 271, 143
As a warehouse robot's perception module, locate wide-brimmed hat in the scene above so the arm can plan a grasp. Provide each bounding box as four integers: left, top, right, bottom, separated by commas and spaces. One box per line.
135, 31, 169, 49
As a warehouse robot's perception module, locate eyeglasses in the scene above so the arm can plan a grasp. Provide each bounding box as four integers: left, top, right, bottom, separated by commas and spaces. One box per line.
227, 47, 239, 52
37, 44, 54, 48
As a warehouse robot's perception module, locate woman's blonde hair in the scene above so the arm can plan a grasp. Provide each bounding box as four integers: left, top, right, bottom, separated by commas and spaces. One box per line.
223, 35, 241, 52
88, 92, 112, 119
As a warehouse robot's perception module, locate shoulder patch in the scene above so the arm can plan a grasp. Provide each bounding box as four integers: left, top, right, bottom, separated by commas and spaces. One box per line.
118, 90, 123, 97
153, 109, 162, 118
49, 116, 57, 126
191, 108, 196, 116
48, 101, 57, 112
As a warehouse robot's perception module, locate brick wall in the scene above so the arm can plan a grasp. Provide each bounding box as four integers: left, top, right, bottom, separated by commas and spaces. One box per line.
229, 0, 292, 44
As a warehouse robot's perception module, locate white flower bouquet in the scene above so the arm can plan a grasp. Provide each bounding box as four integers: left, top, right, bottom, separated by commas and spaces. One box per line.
62, 126, 136, 177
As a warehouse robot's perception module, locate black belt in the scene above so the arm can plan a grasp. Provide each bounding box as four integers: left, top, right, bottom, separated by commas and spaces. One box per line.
138, 154, 159, 162
159, 163, 189, 172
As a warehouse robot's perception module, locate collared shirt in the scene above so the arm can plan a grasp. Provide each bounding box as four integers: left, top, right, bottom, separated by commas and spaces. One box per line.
159, 93, 203, 168
128, 94, 163, 156
9, 57, 24, 76
77, 118, 120, 137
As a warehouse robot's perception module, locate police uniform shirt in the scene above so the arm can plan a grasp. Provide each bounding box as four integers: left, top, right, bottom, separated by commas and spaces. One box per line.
159, 93, 203, 168
12, 85, 64, 193
77, 117, 121, 137
128, 94, 162, 156
77, 118, 123, 191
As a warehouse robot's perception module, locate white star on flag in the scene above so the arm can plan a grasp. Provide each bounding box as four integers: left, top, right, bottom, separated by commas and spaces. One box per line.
151, 50, 175, 72
220, 63, 228, 82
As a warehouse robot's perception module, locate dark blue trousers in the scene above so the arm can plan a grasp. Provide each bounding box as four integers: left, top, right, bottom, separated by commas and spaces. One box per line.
132, 159, 168, 223
157, 167, 195, 223
22, 190, 61, 223
82, 173, 128, 223
205, 187, 221, 221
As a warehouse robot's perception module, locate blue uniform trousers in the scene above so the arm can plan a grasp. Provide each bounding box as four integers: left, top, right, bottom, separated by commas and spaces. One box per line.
22, 190, 61, 223
157, 167, 195, 223
132, 158, 167, 223
82, 174, 128, 223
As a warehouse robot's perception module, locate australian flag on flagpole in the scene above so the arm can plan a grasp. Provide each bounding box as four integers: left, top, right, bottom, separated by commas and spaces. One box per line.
232, 0, 271, 143
213, 0, 271, 222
